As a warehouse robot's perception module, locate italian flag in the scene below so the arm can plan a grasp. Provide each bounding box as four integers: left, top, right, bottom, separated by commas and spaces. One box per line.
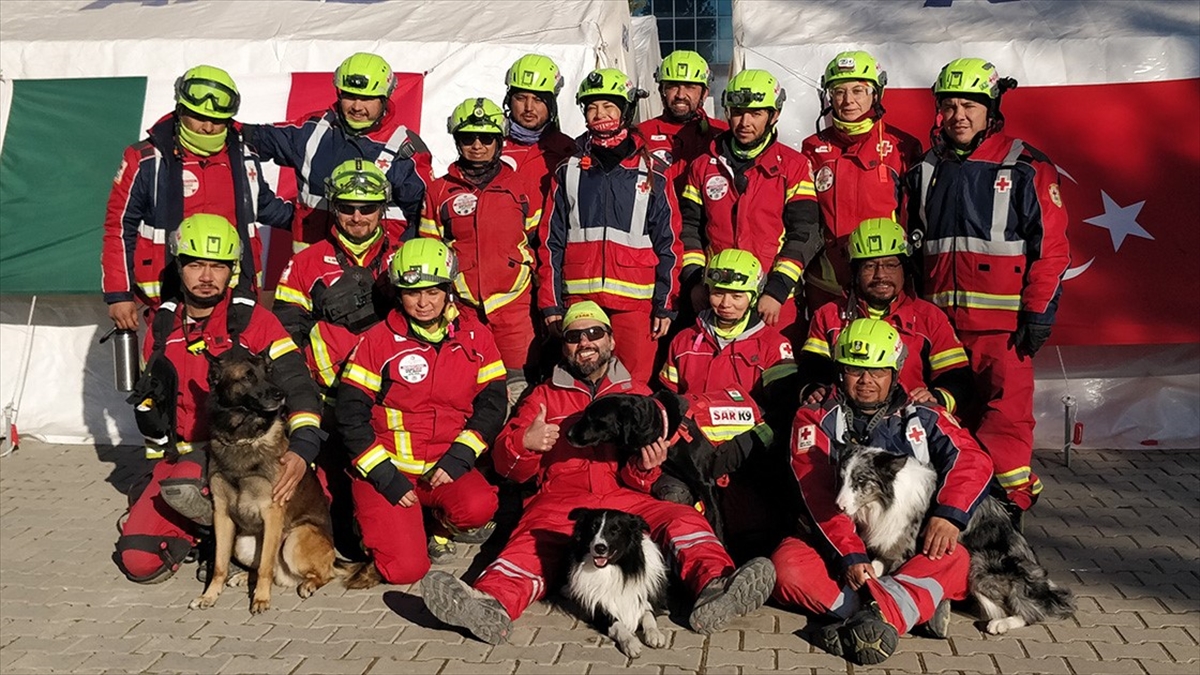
0, 72, 423, 294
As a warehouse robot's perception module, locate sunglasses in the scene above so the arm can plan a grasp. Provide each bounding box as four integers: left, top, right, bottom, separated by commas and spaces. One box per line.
176, 77, 240, 115
334, 202, 383, 216
563, 326, 611, 344
454, 132, 500, 146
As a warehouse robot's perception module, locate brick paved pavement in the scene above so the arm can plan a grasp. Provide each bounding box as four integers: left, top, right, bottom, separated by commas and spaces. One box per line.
1, 441, 1197, 674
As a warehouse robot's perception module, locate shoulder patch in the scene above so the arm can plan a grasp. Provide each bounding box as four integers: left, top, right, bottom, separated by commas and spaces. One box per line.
1048, 183, 1063, 208
795, 423, 817, 452
779, 342, 794, 361
113, 158, 128, 184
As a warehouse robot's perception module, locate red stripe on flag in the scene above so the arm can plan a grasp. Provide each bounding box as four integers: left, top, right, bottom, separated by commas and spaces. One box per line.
262, 72, 425, 291
881, 80, 1200, 346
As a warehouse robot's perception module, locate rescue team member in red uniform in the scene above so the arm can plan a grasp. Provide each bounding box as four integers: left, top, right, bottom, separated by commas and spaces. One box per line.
103, 65, 293, 327
772, 319, 993, 665
801, 51, 922, 313
500, 54, 578, 203
680, 69, 819, 343
421, 301, 776, 643
801, 219, 972, 415
658, 249, 799, 558
336, 239, 506, 584
421, 98, 542, 404
906, 58, 1070, 518
115, 215, 322, 583
539, 68, 682, 385
244, 52, 432, 248
638, 50, 728, 196
274, 159, 397, 392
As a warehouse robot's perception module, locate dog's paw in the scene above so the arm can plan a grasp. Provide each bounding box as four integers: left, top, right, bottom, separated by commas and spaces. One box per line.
189, 594, 218, 610
226, 571, 250, 587
250, 595, 271, 615
616, 639, 642, 659
871, 560, 886, 577
986, 616, 1026, 635
643, 627, 667, 649
298, 579, 319, 599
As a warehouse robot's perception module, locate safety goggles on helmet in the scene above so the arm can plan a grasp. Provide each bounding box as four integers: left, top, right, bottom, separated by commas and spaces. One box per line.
334, 202, 383, 216
705, 267, 752, 287
328, 169, 390, 203
723, 87, 768, 108
176, 78, 240, 116
563, 325, 611, 344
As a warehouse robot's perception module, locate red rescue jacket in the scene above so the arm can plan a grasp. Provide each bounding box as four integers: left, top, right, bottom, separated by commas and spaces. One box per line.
639, 111, 728, 197
501, 128, 578, 203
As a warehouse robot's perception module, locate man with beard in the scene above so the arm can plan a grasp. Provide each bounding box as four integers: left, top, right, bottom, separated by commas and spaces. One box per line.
115, 215, 322, 583
422, 301, 776, 644
500, 54, 578, 203
337, 239, 506, 583
421, 98, 542, 405
799, 219, 972, 416
244, 52, 432, 247
772, 318, 992, 665
639, 50, 728, 197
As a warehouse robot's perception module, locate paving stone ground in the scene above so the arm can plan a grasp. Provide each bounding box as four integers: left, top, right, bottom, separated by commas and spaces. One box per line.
1, 441, 1197, 674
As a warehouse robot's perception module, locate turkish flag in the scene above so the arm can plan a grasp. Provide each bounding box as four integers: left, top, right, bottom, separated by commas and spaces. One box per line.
882, 79, 1200, 346
261, 72, 424, 291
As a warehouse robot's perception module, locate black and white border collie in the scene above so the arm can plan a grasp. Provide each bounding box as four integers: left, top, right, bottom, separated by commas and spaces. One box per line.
565, 508, 669, 658
837, 446, 1076, 635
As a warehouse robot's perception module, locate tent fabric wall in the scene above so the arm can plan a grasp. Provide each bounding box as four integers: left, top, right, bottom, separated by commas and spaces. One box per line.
630, 15, 665, 122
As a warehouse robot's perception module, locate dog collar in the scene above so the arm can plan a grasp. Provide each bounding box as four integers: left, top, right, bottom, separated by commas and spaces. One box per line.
652, 397, 692, 445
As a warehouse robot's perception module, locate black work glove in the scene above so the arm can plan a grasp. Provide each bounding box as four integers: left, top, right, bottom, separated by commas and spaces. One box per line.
287, 425, 326, 465
364, 462, 414, 505
431, 442, 476, 482
1011, 322, 1053, 358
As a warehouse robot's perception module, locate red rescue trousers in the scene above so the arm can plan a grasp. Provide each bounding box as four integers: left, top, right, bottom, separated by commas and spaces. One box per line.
350, 468, 498, 585
473, 487, 735, 621
605, 305, 658, 387
771, 536, 970, 632
469, 290, 538, 377
115, 454, 204, 581
958, 330, 1042, 511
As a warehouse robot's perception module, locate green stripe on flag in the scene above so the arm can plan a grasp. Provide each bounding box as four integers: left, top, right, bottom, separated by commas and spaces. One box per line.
0, 77, 146, 294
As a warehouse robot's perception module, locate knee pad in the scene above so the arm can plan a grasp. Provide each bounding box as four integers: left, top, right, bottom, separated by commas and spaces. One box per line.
114, 534, 192, 584
158, 478, 213, 526
652, 475, 695, 505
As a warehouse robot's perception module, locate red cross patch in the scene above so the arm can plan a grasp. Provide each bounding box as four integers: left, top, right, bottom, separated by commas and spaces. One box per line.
795, 424, 816, 452
907, 426, 925, 443
637, 179, 651, 194
994, 175, 1012, 193
247, 167, 257, 181
376, 158, 391, 170
876, 139, 893, 158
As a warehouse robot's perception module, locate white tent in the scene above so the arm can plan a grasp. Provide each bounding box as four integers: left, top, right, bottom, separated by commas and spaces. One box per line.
0, 0, 639, 446
733, 0, 1200, 450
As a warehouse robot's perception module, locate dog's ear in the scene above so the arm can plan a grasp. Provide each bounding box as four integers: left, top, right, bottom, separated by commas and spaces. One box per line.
652, 390, 688, 431
568, 507, 589, 522
875, 450, 908, 476
632, 514, 651, 535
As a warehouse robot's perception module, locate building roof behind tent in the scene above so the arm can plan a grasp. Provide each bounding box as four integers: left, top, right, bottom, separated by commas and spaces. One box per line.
0, 0, 632, 77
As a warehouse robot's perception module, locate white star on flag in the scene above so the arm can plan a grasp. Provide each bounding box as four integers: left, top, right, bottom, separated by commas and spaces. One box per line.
1083, 191, 1153, 252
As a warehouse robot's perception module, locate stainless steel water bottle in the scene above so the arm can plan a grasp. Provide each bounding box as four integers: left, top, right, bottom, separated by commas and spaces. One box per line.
101, 327, 140, 392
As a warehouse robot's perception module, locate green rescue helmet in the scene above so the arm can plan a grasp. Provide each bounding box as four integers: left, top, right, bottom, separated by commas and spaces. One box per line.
326, 158, 390, 203
389, 238, 458, 289
723, 69, 785, 111
334, 52, 395, 98
576, 67, 636, 105
704, 248, 764, 295
171, 214, 241, 263
175, 65, 240, 119
821, 51, 887, 93
933, 58, 1004, 100
448, 97, 507, 135
505, 54, 564, 95
848, 218, 909, 261
656, 50, 712, 86
834, 318, 905, 371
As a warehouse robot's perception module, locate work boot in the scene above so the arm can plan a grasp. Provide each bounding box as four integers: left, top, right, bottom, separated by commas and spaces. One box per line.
427, 535, 457, 564
918, 598, 953, 639
688, 556, 776, 634
159, 479, 213, 526
421, 570, 513, 645
839, 601, 899, 665
805, 615, 847, 657
448, 520, 497, 545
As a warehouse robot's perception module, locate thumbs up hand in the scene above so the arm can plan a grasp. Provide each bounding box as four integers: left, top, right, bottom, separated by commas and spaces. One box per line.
522, 403, 560, 453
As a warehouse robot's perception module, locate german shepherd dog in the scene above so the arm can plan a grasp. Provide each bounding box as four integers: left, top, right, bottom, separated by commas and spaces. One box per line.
189, 348, 337, 614
837, 446, 1076, 634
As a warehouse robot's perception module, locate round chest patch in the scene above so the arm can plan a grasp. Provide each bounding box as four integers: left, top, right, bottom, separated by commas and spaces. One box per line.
705, 175, 729, 201
397, 353, 430, 383
181, 169, 200, 198
815, 165, 834, 193
652, 148, 673, 165
451, 193, 478, 216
